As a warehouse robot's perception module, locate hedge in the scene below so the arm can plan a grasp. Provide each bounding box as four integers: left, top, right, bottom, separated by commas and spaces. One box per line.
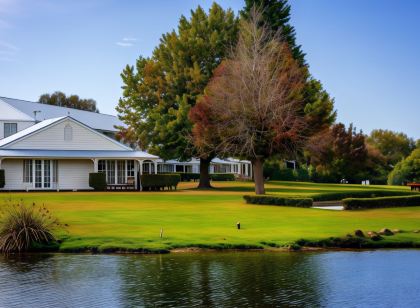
312, 190, 418, 202
177, 173, 200, 182
243, 195, 313, 208
343, 195, 420, 210
141, 174, 180, 191
0, 169, 4, 188
89, 173, 107, 191
210, 173, 235, 181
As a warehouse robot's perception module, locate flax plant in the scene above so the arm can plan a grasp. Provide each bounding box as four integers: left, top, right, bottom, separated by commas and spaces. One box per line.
0, 199, 62, 253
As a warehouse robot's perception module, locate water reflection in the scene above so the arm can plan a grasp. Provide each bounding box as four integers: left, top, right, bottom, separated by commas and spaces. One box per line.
1, 251, 420, 307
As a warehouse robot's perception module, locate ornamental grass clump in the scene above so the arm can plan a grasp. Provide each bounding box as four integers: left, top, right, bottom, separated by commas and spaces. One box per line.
0, 200, 62, 253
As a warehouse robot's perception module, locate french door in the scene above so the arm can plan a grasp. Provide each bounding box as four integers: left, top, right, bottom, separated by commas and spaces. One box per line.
34, 160, 55, 189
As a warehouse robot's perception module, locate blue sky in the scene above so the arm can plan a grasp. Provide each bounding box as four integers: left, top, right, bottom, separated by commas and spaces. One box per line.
0, 0, 419, 139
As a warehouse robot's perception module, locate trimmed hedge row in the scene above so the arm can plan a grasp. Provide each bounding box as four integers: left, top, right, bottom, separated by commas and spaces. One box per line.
89, 173, 107, 191
141, 174, 180, 191
243, 195, 313, 208
176, 173, 236, 182
210, 173, 235, 181
312, 190, 418, 202
177, 173, 200, 182
343, 195, 420, 210
0, 169, 4, 188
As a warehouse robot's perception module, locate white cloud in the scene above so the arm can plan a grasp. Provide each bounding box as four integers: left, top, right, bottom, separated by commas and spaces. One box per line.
122, 37, 137, 42
116, 36, 138, 47
116, 41, 134, 47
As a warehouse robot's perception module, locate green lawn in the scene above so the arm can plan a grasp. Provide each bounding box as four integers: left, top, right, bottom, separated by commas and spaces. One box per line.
2, 181, 420, 252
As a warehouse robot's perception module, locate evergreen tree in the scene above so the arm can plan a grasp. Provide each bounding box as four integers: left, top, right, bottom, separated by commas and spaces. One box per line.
242, 0, 305, 65
117, 3, 238, 187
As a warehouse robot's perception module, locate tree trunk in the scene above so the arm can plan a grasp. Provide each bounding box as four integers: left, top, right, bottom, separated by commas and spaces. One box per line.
253, 157, 265, 195
197, 157, 213, 189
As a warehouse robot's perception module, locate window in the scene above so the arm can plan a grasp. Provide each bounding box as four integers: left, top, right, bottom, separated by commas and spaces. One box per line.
106, 160, 115, 184
127, 160, 135, 177
23, 160, 33, 183
64, 124, 73, 141
23, 160, 57, 188
117, 160, 125, 184
4, 123, 17, 138
98, 160, 134, 184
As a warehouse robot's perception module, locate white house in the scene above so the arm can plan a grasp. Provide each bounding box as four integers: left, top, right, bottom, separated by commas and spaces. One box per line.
158, 158, 252, 178
0, 97, 252, 191
0, 116, 159, 191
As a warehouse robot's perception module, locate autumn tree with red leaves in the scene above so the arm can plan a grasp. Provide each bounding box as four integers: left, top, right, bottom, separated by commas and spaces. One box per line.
190, 8, 307, 194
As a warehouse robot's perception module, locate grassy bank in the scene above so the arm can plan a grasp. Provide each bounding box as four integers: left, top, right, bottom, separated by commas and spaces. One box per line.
1, 181, 420, 252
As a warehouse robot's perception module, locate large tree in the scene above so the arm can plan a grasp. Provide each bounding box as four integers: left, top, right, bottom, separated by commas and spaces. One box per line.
191, 8, 307, 194
307, 123, 369, 183
117, 3, 238, 186
367, 129, 416, 168
242, 0, 336, 161
39, 91, 98, 112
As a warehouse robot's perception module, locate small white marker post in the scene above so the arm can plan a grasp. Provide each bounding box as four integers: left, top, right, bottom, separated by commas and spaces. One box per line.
160, 228, 163, 238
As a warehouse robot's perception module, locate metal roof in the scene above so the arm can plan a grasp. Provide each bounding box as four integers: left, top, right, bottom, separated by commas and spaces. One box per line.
0, 149, 158, 159
0, 97, 124, 132
0, 117, 65, 147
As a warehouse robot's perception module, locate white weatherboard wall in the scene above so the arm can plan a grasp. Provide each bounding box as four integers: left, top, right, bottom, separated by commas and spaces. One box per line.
1, 159, 94, 191
4, 119, 125, 151
0, 121, 34, 139
1, 159, 27, 190
57, 160, 93, 190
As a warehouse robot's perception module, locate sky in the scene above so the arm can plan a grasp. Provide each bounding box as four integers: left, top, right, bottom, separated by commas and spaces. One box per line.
0, 0, 419, 139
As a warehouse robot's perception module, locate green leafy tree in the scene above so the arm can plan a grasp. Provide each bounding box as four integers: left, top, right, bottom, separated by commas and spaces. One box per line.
388, 148, 420, 185
39, 91, 98, 112
367, 129, 416, 168
117, 3, 238, 187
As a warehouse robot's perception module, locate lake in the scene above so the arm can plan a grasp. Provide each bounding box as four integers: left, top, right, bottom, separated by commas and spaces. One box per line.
1, 250, 419, 307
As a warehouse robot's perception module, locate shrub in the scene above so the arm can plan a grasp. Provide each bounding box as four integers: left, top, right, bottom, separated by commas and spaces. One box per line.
0, 201, 62, 253
294, 168, 310, 182
312, 190, 418, 202
243, 195, 313, 207
0, 169, 4, 188
89, 172, 107, 191
178, 173, 200, 182
388, 148, 420, 185
141, 174, 180, 191
210, 173, 235, 181
343, 195, 420, 210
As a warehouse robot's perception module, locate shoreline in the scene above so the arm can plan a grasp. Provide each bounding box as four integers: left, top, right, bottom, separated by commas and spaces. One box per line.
16, 241, 420, 255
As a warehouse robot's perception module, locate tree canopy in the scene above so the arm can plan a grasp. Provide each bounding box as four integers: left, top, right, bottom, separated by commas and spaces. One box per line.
367, 129, 416, 168
307, 123, 369, 183
190, 8, 306, 194
242, 0, 305, 65
39, 91, 98, 112
116, 3, 238, 160
388, 148, 420, 185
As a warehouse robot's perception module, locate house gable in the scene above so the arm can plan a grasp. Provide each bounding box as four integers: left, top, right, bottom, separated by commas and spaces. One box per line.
3, 117, 130, 151
0, 99, 34, 121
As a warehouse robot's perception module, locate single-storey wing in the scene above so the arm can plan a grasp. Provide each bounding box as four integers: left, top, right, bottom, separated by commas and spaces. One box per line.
0, 116, 159, 191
